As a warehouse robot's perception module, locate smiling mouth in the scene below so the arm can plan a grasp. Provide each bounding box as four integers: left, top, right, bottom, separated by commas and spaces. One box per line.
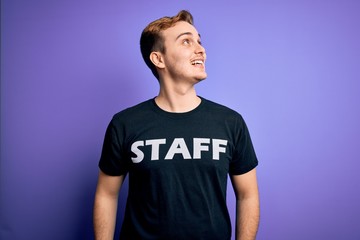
191, 60, 204, 66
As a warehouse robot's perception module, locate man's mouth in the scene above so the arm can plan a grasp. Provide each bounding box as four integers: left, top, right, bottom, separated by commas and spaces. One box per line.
191, 60, 205, 66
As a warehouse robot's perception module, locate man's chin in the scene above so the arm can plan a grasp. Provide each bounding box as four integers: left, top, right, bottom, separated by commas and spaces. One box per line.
195, 73, 207, 82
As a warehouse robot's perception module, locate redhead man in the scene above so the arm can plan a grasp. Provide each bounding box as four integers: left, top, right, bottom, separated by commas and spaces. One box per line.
94, 10, 259, 240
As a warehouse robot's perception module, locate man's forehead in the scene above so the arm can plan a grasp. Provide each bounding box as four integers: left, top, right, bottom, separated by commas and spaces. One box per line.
163, 21, 200, 39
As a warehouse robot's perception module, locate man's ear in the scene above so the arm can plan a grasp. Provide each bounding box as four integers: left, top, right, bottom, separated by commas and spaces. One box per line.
150, 52, 165, 69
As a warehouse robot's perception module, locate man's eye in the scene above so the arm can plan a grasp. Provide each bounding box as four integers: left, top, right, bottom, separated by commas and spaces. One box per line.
183, 39, 191, 45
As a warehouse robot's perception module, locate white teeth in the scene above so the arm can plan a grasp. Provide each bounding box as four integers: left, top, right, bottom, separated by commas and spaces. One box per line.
191, 60, 204, 65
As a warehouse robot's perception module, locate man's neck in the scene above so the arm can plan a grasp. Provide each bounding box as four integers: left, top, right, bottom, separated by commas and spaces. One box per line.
155, 85, 201, 113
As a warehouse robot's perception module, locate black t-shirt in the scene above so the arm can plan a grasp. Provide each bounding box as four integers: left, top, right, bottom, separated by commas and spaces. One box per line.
99, 97, 258, 240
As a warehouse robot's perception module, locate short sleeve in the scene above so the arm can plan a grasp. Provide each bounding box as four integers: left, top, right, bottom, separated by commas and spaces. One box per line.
98, 119, 129, 176
229, 116, 258, 175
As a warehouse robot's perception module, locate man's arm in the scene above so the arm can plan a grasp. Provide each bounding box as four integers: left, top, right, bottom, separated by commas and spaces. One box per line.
93, 170, 125, 240
230, 168, 260, 240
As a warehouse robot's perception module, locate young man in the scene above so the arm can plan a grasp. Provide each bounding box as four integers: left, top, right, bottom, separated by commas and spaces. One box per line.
94, 10, 259, 240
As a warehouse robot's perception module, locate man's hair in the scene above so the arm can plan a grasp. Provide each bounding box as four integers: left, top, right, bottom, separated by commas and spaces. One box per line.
140, 10, 194, 80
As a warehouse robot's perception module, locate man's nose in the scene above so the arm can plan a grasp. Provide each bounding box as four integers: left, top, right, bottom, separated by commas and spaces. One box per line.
195, 43, 205, 55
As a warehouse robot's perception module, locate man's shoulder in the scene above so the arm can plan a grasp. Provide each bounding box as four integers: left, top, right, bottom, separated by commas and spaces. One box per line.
202, 97, 243, 119
112, 98, 154, 122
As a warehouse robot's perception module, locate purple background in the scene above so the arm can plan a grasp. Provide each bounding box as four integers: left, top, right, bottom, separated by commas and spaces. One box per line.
1, 0, 360, 239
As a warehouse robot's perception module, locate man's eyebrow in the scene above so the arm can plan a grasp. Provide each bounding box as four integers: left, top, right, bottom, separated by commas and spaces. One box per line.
175, 32, 201, 40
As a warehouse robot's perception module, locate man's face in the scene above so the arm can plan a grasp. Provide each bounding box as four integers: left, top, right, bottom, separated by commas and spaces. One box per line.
160, 21, 207, 83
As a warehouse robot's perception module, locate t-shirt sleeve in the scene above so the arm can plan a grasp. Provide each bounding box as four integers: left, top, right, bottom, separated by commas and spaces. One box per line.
98, 118, 129, 176
229, 115, 258, 175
